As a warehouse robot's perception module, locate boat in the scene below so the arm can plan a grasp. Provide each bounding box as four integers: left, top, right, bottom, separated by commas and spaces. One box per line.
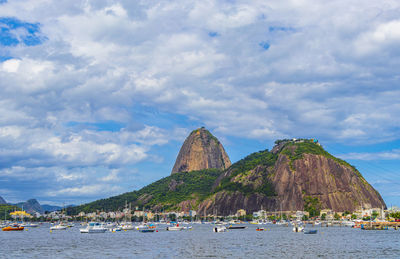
256, 228, 266, 231
304, 230, 318, 234
50, 223, 68, 230
80, 222, 107, 233
121, 222, 134, 230
139, 228, 156, 233
213, 225, 227, 232
2, 224, 24, 231
166, 224, 185, 231
227, 225, 246, 229
293, 224, 304, 232
109, 226, 122, 232
21, 223, 39, 227
136, 224, 148, 231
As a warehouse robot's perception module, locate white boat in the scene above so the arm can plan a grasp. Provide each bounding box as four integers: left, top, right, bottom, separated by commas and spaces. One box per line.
80, 222, 107, 233
136, 224, 148, 230
120, 222, 134, 230
293, 224, 304, 232
109, 226, 122, 232
50, 223, 68, 230
20, 223, 39, 227
166, 225, 185, 231
213, 225, 227, 232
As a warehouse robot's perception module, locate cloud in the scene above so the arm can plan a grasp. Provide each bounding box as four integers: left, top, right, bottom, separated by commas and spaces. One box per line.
47, 184, 122, 197
338, 149, 400, 161
0, 0, 400, 204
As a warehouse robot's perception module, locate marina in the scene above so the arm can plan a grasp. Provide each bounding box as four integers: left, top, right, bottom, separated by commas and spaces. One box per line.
1, 222, 399, 258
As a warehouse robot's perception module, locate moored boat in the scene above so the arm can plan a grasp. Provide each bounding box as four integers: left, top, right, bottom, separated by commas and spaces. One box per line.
213, 225, 227, 232
80, 222, 107, 233
50, 223, 68, 230
227, 225, 246, 229
166, 225, 185, 231
2, 224, 24, 231
293, 224, 304, 232
304, 230, 318, 234
139, 229, 156, 233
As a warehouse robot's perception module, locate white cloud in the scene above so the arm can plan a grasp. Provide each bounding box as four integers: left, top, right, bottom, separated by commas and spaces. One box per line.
1, 0, 400, 203
1, 59, 20, 73
47, 184, 122, 197
339, 149, 400, 161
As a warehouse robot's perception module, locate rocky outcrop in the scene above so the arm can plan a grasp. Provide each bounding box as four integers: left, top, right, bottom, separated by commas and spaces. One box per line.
0, 196, 6, 204
199, 141, 386, 215
171, 127, 231, 174
271, 153, 385, 212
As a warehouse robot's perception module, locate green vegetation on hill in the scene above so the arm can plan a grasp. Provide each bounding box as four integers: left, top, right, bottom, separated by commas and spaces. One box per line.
67, 169, 222, 214
303, 196, 322, 218
0, 204, 19, 220
214, 149, 277, 196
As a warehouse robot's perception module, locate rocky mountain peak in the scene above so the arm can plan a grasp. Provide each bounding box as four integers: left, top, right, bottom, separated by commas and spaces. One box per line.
171, 127, 231, 174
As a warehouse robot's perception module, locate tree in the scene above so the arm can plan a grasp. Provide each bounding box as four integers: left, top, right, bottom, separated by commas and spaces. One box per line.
334, 213, 340, 220
372, 211, 379, 219
321, 213, 326, 220
351, 214, 357, 220
303, 196, 322, 218
302, 215, 309, 221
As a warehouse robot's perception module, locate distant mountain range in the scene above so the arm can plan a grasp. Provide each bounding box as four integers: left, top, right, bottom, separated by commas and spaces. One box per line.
0, 196, 73, 214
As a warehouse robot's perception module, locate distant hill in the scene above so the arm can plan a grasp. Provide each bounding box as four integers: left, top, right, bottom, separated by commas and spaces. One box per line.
0, 196, 6, 205
67, 169, 222, 214
16, 199, 44, 214
42, 204, 62, 212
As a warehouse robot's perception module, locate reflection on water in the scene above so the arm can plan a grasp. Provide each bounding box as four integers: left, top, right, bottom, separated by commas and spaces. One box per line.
1, 224, 400, 258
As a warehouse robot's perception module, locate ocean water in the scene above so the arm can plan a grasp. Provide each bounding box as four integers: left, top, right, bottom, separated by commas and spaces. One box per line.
1, 223, 399, 259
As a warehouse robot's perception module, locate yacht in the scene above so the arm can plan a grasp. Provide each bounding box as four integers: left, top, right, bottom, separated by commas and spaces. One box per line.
213, 225, 227, 232
21, 223, 39, 228
121, 222, 134, 230
50, 223, 68, 230
293, 224, 304, 232
166, 224, 185, 231
80, 222, 107, 233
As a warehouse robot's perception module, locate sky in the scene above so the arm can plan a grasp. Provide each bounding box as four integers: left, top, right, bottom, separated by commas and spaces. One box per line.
0, 0, 399, 207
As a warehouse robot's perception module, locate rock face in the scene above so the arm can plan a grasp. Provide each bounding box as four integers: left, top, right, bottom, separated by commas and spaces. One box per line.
0, 196, 6, 204
197, 141, 386, 215
171, 127, 231, 174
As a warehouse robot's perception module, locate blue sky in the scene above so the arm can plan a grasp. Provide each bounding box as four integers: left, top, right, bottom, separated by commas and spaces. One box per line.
0, 0, 399, 207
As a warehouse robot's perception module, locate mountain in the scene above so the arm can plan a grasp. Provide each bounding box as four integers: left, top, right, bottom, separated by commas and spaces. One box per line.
196, 139, 386, 215
42, 204, 62, 212
0, 196, 6, 204
16, 199, 44, 214
67, 138, 386, 216
171, 127, 231, 174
